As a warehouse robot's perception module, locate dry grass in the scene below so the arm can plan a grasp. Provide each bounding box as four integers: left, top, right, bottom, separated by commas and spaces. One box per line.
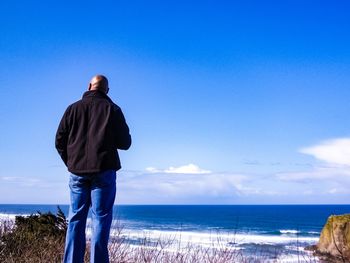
107, 226, 252, 263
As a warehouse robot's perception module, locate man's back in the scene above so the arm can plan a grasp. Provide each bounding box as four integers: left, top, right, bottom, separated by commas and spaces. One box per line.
56, 89, 131, 174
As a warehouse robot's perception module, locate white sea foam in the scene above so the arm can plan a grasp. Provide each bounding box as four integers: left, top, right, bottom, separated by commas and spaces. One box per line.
279, 229, 300, 234
308, 231, 320, 235
275, 253, 319, 263
109, 228, 318, 247
106, 228, 319, 263
0, 213, 24, 221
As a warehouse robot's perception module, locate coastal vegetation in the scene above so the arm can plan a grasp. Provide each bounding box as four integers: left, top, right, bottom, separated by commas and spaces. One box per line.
0, 207, 70, 262
0, 208, 323, 263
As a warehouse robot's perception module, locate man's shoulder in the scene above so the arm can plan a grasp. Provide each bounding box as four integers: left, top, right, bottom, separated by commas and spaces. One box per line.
61, 98, 87, 118
66, 99, 83, 111
101, 95, 121, 111
111, 101, 121, 111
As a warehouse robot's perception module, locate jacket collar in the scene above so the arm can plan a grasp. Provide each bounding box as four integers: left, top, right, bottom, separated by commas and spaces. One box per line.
82, 90, 111, 101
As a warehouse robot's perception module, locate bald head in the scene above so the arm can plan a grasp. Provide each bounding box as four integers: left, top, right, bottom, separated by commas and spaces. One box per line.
89, 75, 109, 94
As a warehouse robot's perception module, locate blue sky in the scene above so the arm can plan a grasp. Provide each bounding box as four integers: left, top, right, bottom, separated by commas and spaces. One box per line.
1, 1, 350, 204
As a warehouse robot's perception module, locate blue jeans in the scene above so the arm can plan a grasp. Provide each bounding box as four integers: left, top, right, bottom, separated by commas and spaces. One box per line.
63, 170, 116, 263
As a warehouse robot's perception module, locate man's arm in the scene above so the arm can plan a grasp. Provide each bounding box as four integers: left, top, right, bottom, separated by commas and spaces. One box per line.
114, 107, 132, 150
55, 107, 70, 165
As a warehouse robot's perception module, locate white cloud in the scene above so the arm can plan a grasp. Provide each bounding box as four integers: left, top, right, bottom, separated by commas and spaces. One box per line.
303, 190, 314, 195
117, 164, 280, 203
116, 163, 290, 204
122, 171, 245, 197
146, 164, 211, 174
235, 184, 279, 196
277, 166, 350, 182
273, 137, 350, 198
327, 188, 350, 195
1, 176, 23, 181
1, 176, 39, 183
300, 138, 350, 166
0, 176, 58, 188
145, 167, 158, 173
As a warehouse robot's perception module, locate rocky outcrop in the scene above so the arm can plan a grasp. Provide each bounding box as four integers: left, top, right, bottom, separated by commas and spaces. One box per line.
316, 214, 350, 262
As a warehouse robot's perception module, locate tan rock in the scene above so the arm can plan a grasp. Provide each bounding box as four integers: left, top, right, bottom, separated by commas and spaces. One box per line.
317, 214, 350, 262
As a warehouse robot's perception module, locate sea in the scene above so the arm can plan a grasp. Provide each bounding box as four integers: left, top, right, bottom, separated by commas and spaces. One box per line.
1, 204, 349, 262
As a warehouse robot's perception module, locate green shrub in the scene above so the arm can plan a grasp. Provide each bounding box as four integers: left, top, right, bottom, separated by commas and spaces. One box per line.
0, 206, 67, 263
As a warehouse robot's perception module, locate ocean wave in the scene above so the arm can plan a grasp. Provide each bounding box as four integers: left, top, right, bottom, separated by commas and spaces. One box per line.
0, 213, 24, 220
279, 229, 300, 235
307, 231, 320, 235
107, 228, 319, 246
276, 252, 318, 263
105, 229, 319, 262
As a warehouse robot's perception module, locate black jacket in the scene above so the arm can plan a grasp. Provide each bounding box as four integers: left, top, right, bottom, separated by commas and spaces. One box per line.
55, 90, 131, 174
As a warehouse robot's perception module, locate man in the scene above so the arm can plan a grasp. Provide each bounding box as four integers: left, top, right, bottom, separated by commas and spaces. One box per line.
55, 75, 131, 263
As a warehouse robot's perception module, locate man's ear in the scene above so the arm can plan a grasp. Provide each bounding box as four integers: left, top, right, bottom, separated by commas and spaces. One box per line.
88, 83, 91, 90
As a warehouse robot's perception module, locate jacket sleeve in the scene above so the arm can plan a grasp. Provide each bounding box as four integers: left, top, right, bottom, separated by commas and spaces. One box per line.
55, 107, 70, 165
114, 107, 132, 150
